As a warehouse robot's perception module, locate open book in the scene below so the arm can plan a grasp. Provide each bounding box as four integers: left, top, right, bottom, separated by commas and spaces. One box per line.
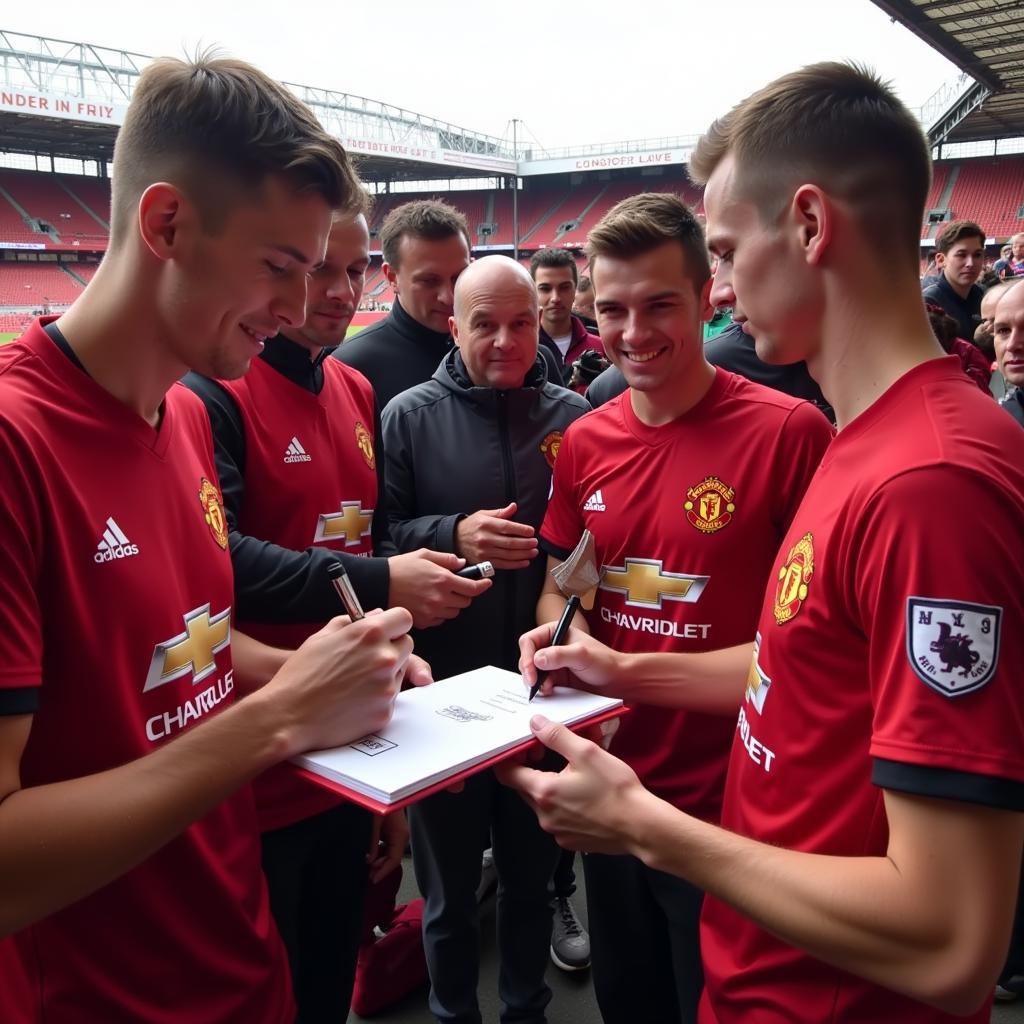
292, 666, 624, 814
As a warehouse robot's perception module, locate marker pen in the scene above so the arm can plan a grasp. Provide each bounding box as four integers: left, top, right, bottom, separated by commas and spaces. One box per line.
327, 561, 365, 621
456, 561, 495, 580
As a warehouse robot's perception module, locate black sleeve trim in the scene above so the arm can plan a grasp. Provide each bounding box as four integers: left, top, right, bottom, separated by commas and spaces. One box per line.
873, 757, 1024, 812
539, 536, 574, 561
0, 687, 40, 715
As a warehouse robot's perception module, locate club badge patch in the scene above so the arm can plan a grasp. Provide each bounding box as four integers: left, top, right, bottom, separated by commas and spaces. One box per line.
354, 421, 375, 470
684, 476, 735, 534
906, 598, 1001, 698
198, 477, 228, 550
540, 431, 563, 468
773, 532, 814, 625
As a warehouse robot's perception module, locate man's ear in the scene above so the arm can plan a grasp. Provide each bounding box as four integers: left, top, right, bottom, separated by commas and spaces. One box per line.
934, 251, 947, 270
137, 182, 190, 261
382, 262, 398, 289
791, 184, 832, 267
698, 276, 714, 323
449, 315, 460, 346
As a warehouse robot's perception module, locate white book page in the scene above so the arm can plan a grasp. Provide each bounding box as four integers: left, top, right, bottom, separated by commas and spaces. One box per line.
293, 666, 622, 803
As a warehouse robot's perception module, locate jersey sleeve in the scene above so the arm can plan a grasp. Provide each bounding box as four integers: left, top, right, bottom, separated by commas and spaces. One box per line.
0, 421, 43, 712
773, 401, 833, 534
853, 465, 1024, 808
538, 424, 584, 560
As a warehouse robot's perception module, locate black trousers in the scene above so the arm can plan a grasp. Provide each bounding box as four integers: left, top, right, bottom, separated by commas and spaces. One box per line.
409, 771, 561, 1024
583, 851, 704, 1024
261, 801, 374, 1024
552, 848, 577, 899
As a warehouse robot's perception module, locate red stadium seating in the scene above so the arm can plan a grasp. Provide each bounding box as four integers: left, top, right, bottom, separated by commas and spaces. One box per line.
944, 157, 1024, 239
0, 170, 109, 249
0, 263, 84, 305
0, 312, 32, 334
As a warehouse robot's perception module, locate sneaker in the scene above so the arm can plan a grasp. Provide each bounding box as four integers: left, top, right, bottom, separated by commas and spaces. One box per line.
995, 983, 1018, 1003
476, 848, 498, 905
996, 973, 1024, 1002
550, 896, 591, 971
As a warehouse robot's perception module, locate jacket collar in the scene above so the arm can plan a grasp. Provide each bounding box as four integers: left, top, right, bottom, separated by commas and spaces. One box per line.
261, 333, 330, 393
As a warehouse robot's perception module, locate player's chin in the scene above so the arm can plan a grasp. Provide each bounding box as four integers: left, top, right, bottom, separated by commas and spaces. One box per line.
207, 353, 255, 381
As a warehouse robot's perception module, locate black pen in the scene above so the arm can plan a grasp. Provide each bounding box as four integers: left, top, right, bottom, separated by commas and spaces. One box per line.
456, 560, 495, 580
327, 561, 365, 621
528, 594, 581, 701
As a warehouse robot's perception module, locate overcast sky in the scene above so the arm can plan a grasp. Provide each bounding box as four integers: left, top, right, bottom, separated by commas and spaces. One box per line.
5, 1, 961, 150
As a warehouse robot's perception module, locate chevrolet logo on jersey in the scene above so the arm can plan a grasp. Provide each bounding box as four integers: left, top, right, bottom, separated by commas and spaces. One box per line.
599, 558, 709, 609
143, 603, 232, 693
315, 501, 374, 545
744, 631, 772, 714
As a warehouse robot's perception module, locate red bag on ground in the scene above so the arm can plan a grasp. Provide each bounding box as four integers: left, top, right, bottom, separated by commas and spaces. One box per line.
351, 866, 428, 1017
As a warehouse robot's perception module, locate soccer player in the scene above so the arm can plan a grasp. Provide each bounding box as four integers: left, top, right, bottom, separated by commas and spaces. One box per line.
502, 63, 1024, 1024
185, 198, 490, 1022
0, 56, 414, 1023
534, 192, 832, 1023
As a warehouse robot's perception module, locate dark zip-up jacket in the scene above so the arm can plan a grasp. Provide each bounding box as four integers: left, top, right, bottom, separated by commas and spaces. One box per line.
184, 335, 393, 624
381, 348, 589, 678
538, 314, 603, 388
335, 298, 566, 409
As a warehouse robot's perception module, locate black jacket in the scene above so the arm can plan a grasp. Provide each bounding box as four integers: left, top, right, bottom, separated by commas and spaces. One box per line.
334, 298, 565, 409
921, 273, 983, 343
584, 322, 835, 423
381, 349, 589, 678
184, 336, 393, 623
333, 299, 454, 410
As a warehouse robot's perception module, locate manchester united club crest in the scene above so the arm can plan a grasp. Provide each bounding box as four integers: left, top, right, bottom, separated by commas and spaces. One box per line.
355, 421, 375, 470
773, 532, 814, 625
540, 431, 563, 469
684, 476, 735, 534
198, 477, 228, 550
906, 598, 1001, 698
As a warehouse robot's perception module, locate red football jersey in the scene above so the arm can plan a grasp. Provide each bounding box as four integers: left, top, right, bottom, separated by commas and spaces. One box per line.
0, 321, 292, 1024
221, 355, 379, 831
700, 357, 1024, 1024
541, 369, 832, 819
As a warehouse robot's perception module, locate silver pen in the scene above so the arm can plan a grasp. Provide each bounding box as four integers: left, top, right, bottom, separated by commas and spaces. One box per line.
327, 561, 365, 621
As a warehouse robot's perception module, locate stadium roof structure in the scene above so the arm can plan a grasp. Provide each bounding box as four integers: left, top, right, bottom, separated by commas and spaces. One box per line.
870, 0, 1024, 145
0, 29, 517, 180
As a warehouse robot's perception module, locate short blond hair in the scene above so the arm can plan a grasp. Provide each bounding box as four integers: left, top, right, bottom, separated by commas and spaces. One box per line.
690, 62, 931, 268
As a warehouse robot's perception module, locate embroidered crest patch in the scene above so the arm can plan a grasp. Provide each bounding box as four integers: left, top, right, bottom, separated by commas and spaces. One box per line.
905, 597, 1001, 698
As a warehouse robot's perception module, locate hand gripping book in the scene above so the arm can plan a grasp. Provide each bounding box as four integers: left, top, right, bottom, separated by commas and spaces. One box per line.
292, 666, 624, 814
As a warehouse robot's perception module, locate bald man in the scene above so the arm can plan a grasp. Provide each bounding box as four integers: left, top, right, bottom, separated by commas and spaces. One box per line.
381, 256, 590, 1024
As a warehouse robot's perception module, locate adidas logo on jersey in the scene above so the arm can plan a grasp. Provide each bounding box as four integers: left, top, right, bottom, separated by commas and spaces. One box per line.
94, 517, 140, 563
284, 437, 312, 464
583, 489, 607, 512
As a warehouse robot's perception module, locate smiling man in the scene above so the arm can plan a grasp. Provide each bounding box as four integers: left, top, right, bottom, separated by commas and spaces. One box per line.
533, 193, 832, 1024
0, 55, 415, 1024
381, 256, 590, 1024
184, 198, 490, 1022
503, 63, 1024, 1024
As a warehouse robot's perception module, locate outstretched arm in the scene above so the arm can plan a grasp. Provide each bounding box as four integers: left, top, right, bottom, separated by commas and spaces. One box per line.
500, 719, 1023, 1017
